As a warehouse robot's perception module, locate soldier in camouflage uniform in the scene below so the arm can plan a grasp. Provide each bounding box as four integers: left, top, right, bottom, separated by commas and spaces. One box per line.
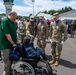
37, 16, 49, 53
26, 16, 37, 41
70, 20, 75, 38
49, 12, 68, 66
18, 21, 26, 43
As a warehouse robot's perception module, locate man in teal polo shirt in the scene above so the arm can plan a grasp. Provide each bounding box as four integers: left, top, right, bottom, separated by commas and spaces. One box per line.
0, 11, 17, 75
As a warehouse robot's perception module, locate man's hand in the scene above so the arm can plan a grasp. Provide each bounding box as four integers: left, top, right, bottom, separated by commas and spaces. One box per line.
35, 37, 38, 40
46, 39, 51, 43
60, 41, 65, 44
12, 43, 17, 47
20, 33, 24, 36
30, 35, 34, 38
50, 39, 52, 42
17, 40, 21, 44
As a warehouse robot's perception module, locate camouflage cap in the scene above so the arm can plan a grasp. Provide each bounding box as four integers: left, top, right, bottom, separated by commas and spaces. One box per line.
53, 12, 59, 16
39, 16, 44, 19
53, 12, 59, 18
30, 16, 34, 19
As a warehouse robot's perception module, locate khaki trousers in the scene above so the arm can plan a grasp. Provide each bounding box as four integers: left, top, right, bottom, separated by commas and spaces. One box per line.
51, 42, 62, 60
1, 49, 12, 75
37, 38, 46, 53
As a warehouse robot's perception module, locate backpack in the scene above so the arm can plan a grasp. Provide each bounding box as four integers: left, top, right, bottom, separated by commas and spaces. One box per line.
8, 46, 21, 61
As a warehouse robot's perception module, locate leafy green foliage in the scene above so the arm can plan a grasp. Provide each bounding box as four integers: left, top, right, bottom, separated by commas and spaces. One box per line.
42, 6, 73, 15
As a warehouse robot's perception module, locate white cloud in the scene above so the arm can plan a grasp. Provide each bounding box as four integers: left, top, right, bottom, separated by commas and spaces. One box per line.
0, 0, 76, 16
0, 2, 5, 12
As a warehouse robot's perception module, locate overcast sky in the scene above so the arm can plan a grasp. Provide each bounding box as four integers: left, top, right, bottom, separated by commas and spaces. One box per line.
0, 0, 76, 16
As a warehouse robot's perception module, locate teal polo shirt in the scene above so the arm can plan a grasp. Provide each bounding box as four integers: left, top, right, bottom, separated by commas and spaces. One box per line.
0, 17, 17, 49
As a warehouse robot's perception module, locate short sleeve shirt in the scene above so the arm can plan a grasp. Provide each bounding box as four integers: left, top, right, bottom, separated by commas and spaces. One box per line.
0, 17, 17, 49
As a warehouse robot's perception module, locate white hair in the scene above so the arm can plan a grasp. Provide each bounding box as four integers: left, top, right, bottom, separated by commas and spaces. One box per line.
9, 11, 17, 15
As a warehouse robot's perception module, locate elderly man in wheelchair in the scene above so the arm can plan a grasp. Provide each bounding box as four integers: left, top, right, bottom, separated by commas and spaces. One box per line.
9, 37, 53, 75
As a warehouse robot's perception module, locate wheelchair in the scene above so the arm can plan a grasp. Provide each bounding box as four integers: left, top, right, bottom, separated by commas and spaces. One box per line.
11, 45, 54, 75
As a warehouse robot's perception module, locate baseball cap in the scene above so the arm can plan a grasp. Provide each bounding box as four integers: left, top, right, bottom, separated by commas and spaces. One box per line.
23, 37, 31, 44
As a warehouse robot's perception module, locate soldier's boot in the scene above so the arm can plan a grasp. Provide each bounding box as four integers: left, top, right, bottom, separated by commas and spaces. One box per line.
49, 54, 56, 64
54, 60, 59, 67
49, 59, 55, 64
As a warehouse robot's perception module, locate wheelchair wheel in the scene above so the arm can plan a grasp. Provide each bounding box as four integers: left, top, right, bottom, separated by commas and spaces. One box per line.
12, 61, 35, 75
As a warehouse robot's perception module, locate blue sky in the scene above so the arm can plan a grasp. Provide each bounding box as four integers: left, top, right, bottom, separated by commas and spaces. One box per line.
0, 0, 76, 16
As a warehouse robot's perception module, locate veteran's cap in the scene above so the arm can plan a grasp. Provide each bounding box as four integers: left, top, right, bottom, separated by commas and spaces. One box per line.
53, 12, 59, 16
39, 16, 44, 19
30, 16, 34, 19
53, 12, 59, 18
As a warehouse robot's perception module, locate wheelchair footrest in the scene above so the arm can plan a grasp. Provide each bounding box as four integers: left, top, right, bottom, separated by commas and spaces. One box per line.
22, 58, 37, 62
35, 67, 49, 74
22, 58, 38, 68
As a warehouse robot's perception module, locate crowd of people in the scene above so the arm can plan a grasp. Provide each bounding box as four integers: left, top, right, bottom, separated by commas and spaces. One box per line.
0, 11, 76, 75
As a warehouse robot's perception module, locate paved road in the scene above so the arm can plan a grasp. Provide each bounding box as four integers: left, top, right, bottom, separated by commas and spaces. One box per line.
46, 36, 76, 75
0, 35, 76, 75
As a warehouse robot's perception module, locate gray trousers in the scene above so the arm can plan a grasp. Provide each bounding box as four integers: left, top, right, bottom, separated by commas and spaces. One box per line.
70, 30, 74, 38
1, 49, 12, 75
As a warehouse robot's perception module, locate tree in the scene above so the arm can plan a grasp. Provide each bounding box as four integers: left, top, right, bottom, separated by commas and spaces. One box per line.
17, 16, 22, 19
29, 14, 32, 17
0, 13, 6, 16
43, 11, 47, 14
42, 6, 73, 15
68, 6, 72, 11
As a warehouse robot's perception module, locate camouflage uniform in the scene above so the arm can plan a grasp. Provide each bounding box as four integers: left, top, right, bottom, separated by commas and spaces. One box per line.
49, 13, 68, 66
70, 20, 76, 38
25, 22, 30, 37
37, 16, 48, 53
18, 22, 26, 43
26, 16, 37, 41
28, 21, 37, 37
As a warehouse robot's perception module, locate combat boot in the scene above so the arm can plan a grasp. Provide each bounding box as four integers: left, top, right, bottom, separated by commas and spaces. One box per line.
54, 60, 59, 67
49, 59, 55, 64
